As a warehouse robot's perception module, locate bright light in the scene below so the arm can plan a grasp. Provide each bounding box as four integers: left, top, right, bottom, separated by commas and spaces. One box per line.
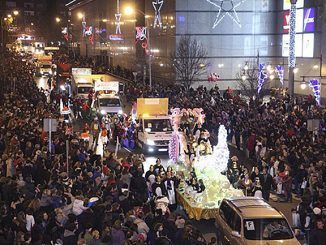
102, 19, 108, 22
218, 64, 224, 68
7, 14, 12, 18
13, 10, 19, 16
4, 18, 7, 21
313, 65, 319, 69
31, 22, 34, 26
293, 68, 299, 74
269, 75, 275, 80
118, 109, 123, 115
238, 64, 241, 68
77, 12, 84, 19
55, 17, 61, 23
244, 65, 249, 70
242, 75, 247, 81
147, 139, 155, 146
60, 85, 66, 90
148, 147, 154, 152
124, 6, 134, 16
160, 63, 164, 67
300, 83, 306, 90
266, 65, 272, 71
199, 63, 205, 68
101, 110, 106, 115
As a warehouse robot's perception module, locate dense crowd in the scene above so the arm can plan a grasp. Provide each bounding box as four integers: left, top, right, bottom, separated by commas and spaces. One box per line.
0, 50, 325, 244
60, 52, 325, 239
0, 52, 215, 245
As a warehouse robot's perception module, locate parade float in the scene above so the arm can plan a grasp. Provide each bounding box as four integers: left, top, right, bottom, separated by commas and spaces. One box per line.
169, 108, 243, 220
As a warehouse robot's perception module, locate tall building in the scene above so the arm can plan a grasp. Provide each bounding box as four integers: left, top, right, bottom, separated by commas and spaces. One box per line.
67, 0, 325, 98
0, 0, 70, 45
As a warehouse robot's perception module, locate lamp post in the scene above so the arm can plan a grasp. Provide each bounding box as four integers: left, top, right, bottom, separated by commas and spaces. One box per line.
125, 6, 152, 90
288, 0, 297, 96
1, 10, 19, 52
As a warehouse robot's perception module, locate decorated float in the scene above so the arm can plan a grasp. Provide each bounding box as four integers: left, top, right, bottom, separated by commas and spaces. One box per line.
168, 108, 243, 220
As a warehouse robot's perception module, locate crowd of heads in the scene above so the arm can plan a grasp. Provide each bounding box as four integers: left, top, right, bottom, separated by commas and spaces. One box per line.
0, 50, 325, 244
0, 52, 215, 245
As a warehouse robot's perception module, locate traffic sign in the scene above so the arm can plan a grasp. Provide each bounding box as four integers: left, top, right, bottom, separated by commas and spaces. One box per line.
43, 118, 58, 132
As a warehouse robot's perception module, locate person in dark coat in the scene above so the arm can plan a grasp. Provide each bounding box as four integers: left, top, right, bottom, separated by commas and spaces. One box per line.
259, 167, 273, 201
310, 219, 326, 245
130, 168, 148, 204
63, 222, 78, 245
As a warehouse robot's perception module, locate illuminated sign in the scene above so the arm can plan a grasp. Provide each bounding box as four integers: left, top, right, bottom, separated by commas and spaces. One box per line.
72, 68, 92, 76
283, 9, 303, 34
283, 0, 304, 10
109, 34, 124, 41
303, 8, 315, 32
17, 35, 33, 40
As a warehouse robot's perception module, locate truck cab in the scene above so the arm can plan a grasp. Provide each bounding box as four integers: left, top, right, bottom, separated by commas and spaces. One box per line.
136, 98, 172, 154
38, 62, 53, 77
96, 94, 123, 116
76, 83, 93, 98
137, 115, 173, 153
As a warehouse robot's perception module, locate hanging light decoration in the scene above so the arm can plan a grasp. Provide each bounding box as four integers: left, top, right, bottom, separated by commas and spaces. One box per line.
289, 1, 297, 68
309, 79, 321, 105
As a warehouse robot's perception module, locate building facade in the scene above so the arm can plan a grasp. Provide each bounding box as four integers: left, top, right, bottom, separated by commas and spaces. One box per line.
68, 0, 325, 98
0, 0, 70, 46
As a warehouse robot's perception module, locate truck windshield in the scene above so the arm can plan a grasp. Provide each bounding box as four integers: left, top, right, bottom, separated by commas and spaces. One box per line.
144, 119, 172, 132
78, 87, 92, 94
41, 65, 51, 68
99, 98, 121, 107
244, 218, 293, 240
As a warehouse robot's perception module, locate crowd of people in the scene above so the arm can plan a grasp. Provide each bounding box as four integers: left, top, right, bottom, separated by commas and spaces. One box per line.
57, 51, 325, 239
0, 52, 217, 245
0, 49, 325, 244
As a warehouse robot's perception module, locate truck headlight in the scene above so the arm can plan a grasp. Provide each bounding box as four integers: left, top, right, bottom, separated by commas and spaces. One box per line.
146, 139, 155, 146
101, 110, 106, 115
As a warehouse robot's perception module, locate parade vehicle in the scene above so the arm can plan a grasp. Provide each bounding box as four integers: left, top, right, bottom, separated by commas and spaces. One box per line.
135, 98, 173, 153
71, 74, 93, 98
215, 197, 300, 245
38, 62, 53, 77
96, 94, 123, 116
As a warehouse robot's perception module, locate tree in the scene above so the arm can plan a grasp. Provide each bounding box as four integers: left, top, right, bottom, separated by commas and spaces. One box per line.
171, 35, 207, 90
236, 59, 270, 99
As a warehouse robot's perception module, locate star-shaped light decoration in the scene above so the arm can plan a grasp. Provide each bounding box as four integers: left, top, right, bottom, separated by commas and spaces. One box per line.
152, 0, 164, 28
206, 0, 247, 28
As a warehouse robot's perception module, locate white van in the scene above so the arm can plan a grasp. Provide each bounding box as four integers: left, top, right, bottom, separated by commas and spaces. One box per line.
96, 94, 123, 115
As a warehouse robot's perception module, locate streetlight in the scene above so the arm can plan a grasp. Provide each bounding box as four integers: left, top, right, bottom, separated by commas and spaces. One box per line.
124, 6, 153, 89
77, 12, 84, 20
55, 17, 61, 23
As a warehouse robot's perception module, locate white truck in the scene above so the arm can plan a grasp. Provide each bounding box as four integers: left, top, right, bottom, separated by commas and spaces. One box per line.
71, 75, 94, 98
136, 98, 173, 153
37, 61, 53, 77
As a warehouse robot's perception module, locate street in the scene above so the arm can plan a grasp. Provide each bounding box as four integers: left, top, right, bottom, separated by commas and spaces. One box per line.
35, 75, 300, 242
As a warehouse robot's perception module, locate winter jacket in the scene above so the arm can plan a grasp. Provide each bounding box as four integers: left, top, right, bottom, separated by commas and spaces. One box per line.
72, 199, 88, 216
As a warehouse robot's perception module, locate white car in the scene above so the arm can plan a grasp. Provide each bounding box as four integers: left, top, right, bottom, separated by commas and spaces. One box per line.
97, 95, 123, 115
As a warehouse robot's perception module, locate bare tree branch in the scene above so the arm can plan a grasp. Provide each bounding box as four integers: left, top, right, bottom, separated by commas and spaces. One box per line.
236, 59, 268, 98
171, 36, 207, 90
